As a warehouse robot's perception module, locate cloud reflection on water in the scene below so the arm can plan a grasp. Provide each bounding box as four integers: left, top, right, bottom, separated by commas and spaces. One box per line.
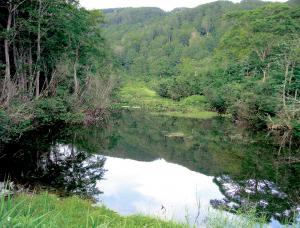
97, 157, 224, 221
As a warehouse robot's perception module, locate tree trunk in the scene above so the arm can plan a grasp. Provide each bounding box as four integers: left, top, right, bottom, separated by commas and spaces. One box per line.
3, 4, 13, 104
73, 47, 79, 95
36, 0, 42, 98
28, 44, 33, 93
293, 89, 298, 118
263, 63, 270, 83
262, 69, 266, 83
289, 62, 294, 85
28, 0, 33, 97
283, 58, 290, 107
12, 9, 18, 71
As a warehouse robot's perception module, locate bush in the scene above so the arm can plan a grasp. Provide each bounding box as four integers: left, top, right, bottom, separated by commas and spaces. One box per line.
157, 77, 201, 101
0, 106, 34, 143
232, 92, 279, 130
292, 121, 300, 139
180, 95, 207, 107
207, 93, 228, 114
204, 86, 232, 114
157, 78, 172, 98
0, 109, 11, 143
34, 96, 83, 125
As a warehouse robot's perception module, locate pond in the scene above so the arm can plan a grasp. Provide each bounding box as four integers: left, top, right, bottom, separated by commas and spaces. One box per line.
0, 110, 299, 226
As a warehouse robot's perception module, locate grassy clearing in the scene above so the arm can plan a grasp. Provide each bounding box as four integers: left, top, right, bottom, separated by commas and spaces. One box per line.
0, 193, 184, 228
117, 82, 217, 119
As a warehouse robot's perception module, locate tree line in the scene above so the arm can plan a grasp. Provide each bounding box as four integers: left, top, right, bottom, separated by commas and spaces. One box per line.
0, 0, 115, 142
104, 0, 300, 142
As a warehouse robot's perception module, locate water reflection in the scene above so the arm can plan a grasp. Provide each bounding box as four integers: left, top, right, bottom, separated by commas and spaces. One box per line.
94, 111, 299, 224
0, 131, 106, 197
42, 144, 106, 196
97, 157, 223, 222
211, 175, 295, 222
0, 110, 299, 225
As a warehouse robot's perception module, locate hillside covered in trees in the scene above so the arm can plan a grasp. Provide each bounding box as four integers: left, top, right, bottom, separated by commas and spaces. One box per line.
104, 0, 300, 142
0, 0, 115, 142
0, 0, 300, 226
1, 0, 299, 143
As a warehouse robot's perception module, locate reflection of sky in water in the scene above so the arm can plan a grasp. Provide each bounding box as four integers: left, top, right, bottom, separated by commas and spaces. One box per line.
96, 157, 224, 221
49, 144, 300, 227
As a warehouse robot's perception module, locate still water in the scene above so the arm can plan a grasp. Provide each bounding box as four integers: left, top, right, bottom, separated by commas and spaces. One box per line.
1, 110, 299, 226
98, 157, 223, 221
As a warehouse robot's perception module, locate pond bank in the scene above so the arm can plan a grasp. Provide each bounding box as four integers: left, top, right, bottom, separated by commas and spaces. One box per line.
117, 82, 217, 119
1, 108, 299, 227
0, 193, 183, 227
1, 193, 273, 228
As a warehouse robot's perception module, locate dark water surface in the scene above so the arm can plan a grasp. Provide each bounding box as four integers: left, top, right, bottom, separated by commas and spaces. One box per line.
1, 110, 299, 226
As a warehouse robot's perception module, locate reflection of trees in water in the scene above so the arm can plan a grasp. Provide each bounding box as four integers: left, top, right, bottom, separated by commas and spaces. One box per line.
211, 175, 298, 223
1, 110, 299, 221
39, 144, 106, 196
100, 111, 300, 223
0, 127, 107, 198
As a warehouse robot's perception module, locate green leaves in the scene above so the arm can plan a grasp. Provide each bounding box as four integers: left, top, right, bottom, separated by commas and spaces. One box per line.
34, 97, 83, 125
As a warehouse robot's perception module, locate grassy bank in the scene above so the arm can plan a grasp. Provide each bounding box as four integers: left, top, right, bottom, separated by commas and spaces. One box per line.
3, 193, 295, 228
117, 82, 217, 119
0, 193, 183, 228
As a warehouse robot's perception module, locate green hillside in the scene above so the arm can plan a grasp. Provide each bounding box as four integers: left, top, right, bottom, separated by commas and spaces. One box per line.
104, 0, 300, 137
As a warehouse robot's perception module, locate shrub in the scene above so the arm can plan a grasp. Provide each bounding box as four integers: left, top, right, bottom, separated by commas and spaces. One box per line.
157, 78, 172, 98
34, 96, 83, 125
0, 109, 11, 143
292, 121, 300, 139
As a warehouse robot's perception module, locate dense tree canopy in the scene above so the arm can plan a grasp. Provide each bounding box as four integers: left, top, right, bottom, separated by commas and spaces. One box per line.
104, 0, 300, 139
0, 0, 114, 142
1, 0, 299, 142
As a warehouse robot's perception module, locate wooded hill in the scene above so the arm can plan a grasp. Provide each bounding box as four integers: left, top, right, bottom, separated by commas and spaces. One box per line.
1, 0, 299, 144
104, 0, 300, 140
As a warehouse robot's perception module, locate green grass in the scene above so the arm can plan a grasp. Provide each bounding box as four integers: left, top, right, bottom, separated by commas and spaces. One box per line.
152, 111, 217, 119
0, 193, 184, 228
1, 193, 299, 228
117, 82, 217, 119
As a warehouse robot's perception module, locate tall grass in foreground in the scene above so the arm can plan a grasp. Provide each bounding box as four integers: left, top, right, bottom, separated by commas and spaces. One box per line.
0, 193, 299, 227
0, 193, 184, 228
206, 207, 300, 228
206, 208, 267, 228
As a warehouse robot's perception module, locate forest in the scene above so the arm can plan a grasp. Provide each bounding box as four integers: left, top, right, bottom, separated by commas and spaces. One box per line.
104, 0, 300, 142
0, 0, 115, 142
1, 0, 299, 143
0, 0, 300, 227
